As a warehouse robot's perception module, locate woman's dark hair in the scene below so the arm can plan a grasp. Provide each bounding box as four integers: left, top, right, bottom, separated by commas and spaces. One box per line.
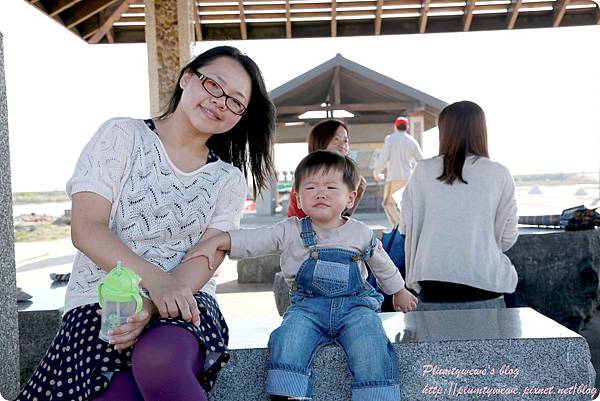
294, 150, 360, 192
158, 46, 276, 195
437, 100, 489, 185
307, 119, 348, 152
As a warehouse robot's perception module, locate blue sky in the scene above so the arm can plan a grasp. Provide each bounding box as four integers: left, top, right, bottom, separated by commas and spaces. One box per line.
1, 0, 599, 192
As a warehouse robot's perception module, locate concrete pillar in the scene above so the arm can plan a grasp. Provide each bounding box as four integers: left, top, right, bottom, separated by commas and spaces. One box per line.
145, 0, 195, 116
0, 32, 20, 399
408, 109, 425, 149
255, 176, 278, 216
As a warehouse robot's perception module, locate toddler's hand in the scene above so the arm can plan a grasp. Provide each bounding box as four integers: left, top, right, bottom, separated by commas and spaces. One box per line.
393, 288, 418, 313
181, 239, 216, 269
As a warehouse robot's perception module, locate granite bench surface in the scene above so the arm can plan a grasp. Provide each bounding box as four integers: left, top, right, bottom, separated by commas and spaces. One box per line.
16, 274, 67, 385
210, 307, 597, 401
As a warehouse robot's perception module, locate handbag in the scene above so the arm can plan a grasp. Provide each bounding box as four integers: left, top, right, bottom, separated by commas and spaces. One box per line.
380, 225, 406, 279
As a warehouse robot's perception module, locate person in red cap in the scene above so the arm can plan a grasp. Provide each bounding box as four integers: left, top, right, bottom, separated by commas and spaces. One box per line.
373, 116, 423, 227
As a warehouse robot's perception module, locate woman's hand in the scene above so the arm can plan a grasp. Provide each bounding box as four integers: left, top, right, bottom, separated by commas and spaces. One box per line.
393, 288, 418, 313
103, 298, 156, 350
144, 272, 201, 327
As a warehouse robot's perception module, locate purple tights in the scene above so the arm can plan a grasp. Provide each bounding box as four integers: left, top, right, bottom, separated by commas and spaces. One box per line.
94, 325, 207, 401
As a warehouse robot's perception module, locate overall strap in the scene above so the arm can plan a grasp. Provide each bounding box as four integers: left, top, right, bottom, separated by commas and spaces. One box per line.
300, 217, 317, 248
361, 234, 378, 262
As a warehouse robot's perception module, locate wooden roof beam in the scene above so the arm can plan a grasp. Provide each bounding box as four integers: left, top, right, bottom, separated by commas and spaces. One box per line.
285, 0, 292, 38
374, 0, 383, 34
332, 67, 341, 105
507, 0, 522, 29
88, 0, 133, 44
106, 28, 115, 43
193, 1, 203, 41
463, 0, 476, 31
65, 0, 119, 29
238, 0, 248, 39
83, 29, 98, 40
553, 0, 570, 27
331, 0, 337, 37
49, 0, 83, 16
419, 0, 431, 33
278, 102, 414, 114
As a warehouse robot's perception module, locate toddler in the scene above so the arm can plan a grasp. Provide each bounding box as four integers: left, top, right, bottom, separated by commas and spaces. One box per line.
184, 150, 418, 400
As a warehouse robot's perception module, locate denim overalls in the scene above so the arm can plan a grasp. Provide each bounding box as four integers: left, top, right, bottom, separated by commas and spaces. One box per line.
265, 217, 401, 401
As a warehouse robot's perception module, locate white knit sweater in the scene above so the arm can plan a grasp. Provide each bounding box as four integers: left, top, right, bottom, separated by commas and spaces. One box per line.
64, 118, 247, 312
400, 155, 519, 294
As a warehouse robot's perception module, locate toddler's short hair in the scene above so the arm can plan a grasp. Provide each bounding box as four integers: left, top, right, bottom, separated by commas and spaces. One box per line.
294, 150, 360, 192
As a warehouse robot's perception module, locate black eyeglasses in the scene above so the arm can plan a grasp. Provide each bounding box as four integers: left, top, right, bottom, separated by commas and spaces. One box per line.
192, 71, 247, 116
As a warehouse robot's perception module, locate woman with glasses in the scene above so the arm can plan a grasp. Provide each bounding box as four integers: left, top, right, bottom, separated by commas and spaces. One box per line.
15, 46, 275, 401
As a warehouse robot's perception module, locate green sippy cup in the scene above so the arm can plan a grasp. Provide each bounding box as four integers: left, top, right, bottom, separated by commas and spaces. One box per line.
98, 262, 143, 342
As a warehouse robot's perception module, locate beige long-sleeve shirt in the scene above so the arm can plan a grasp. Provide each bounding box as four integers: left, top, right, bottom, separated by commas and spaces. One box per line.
229, 217, 405, 295
373, 130, 423, 182
400, 155, 519, 294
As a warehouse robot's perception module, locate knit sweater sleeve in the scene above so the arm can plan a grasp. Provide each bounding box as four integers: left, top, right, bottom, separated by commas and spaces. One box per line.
494, 167, 519, 251
207, 168, 247, 232
66, 118, 135, 203
400, 173, 414, 235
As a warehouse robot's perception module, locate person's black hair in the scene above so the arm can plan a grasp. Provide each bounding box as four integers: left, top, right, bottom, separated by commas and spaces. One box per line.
294, 150, 360, 192
158, 46, 276, 195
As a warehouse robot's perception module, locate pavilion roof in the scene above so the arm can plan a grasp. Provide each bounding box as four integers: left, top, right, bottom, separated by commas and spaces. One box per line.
23, 0, 600, 44
271, 53, 446, 128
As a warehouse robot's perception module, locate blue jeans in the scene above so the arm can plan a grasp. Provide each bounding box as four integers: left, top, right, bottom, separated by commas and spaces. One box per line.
265, 217, 401, 401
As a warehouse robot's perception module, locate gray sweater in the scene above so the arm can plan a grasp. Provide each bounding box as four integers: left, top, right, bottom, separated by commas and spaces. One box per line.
401, 155, 519, 294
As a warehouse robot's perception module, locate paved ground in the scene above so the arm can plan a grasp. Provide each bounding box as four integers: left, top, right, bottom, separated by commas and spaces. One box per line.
14, 210, 600, 392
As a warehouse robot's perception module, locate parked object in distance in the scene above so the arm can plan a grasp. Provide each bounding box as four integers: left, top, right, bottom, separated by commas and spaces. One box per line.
518, 205, 600, 231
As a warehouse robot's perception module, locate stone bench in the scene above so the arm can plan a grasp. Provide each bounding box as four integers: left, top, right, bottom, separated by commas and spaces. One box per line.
237, 254, 280, 284
508, 228, 600, 332
17, 281, 66, 385
210, 308, 597, 401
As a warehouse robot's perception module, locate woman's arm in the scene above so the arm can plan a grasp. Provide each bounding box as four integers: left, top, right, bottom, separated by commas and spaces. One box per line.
71, 192, 201, 324
71, 192, 166, 285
